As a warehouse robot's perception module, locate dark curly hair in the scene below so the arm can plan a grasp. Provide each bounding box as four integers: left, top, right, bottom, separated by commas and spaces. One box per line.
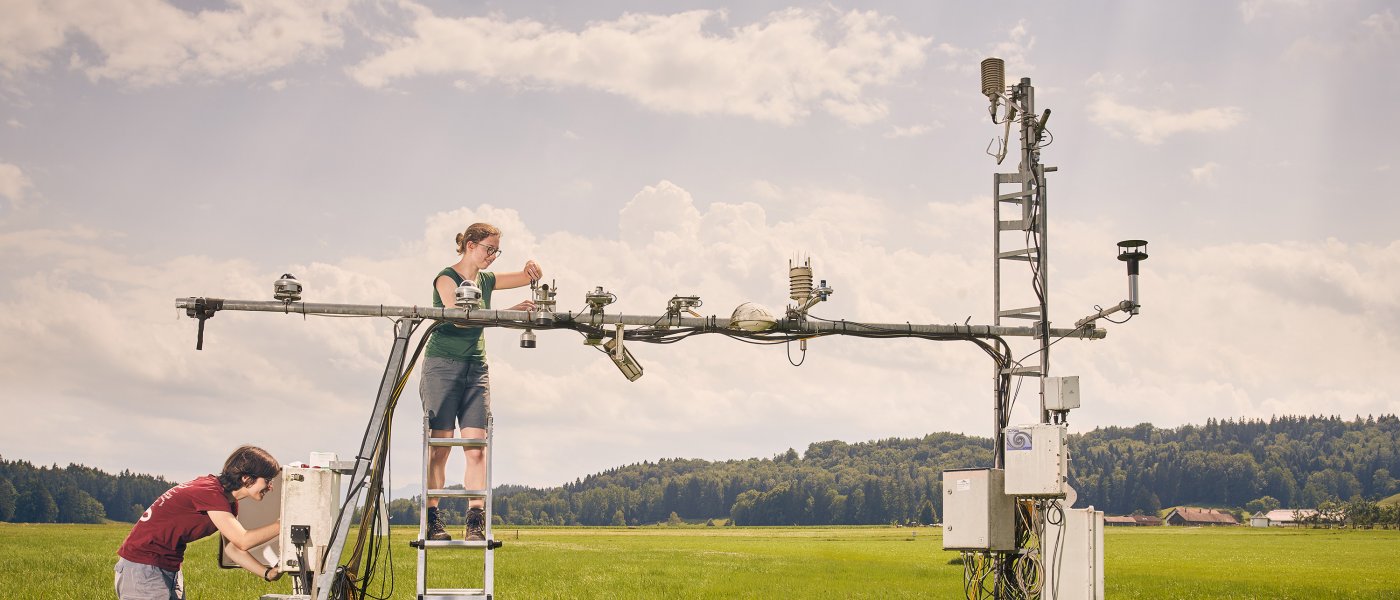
216, 445, 281, 493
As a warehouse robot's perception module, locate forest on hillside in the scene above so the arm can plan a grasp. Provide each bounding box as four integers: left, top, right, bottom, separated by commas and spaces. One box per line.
424, 415, 1399, 526
0, 458, 173, 524
6, 415, 1399, 527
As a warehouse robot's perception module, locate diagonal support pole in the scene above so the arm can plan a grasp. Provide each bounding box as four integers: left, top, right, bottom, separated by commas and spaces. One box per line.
315, 317, 418, 600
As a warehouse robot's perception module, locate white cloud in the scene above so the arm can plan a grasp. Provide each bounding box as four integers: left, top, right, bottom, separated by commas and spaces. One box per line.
350, 5, 930, 125
1190, 161, 1220, 185
0, 0, 349, 86
1239, 0, 1311, 23
5, 119, 22, 128
1088, 94, 1245, 144
883, 123, 938, 139
0, 161, 33, 206
1362, 9, 1399, 38
989, 19, 1035, 75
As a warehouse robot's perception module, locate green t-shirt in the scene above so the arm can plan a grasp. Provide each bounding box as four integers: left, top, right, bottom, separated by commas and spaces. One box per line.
425, 267, 496, 361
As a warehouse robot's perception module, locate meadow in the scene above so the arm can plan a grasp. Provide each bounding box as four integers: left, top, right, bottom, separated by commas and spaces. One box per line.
1, 523, 1397, 599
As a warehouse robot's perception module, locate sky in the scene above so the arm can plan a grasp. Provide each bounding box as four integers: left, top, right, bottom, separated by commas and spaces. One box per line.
2, 0, 1398, 490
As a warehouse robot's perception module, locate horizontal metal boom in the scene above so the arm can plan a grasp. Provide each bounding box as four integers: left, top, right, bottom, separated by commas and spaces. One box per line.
175, 297, 1105, 340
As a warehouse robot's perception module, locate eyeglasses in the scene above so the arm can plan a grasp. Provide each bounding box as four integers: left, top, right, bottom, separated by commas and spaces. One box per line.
476, 243, 503, 257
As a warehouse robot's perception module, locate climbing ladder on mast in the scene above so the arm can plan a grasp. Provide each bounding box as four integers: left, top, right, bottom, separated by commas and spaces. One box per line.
411, 413, 501, 599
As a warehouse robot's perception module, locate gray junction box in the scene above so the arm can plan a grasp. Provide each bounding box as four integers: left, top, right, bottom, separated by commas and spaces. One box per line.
942, 468, 1015, 551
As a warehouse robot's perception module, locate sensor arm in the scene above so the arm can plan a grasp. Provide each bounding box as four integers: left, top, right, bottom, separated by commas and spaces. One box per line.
1073, 300, 1135, 329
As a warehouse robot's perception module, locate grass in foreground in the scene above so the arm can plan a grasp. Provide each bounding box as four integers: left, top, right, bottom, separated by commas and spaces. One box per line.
1, 523, 1397, 599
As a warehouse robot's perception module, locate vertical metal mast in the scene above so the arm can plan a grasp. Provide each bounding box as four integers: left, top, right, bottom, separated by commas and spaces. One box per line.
993, 76, 1053, 435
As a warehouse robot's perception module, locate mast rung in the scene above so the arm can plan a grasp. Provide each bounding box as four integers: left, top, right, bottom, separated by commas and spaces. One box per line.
996, 172, 1030, 184
1002, 366, 1042, 376
998, 307, 1041, 318
999, 220, 1030, 231
427, 438, 489, 448
998, 249, 1037, 260
997, 189, 1033, 202
427, 489, 489, 498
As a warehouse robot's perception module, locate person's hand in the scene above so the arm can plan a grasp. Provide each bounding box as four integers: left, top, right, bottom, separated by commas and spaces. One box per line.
522, 260, 543, 281
508, 300, 537, 311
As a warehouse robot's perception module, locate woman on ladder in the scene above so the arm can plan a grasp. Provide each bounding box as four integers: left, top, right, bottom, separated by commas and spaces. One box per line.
421, 222, 542, 541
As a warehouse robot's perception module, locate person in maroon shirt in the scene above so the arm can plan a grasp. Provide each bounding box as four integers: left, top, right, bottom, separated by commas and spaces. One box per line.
115, 445, 284, 599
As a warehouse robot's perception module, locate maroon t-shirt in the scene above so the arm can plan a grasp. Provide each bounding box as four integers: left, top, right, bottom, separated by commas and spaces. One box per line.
118, 475, 237, 571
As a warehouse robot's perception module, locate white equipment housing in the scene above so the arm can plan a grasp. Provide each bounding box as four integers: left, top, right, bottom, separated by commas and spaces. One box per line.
942, 468, 1015, 551
278, 463, 342, 572
1045, 376, 1080, 411
1043, 506, 1105, 599
219, 453, 342, 572
1004, 424, 1067, 497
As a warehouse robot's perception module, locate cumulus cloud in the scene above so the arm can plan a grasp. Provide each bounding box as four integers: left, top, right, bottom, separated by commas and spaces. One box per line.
883, 123, 937, 139
1239, 0, 1312, 23
0, 161, 33, 207
1190, 161, 1220, 185
1088, 94, 1245, 144
350, 5, 930, 125
0, 0, 349, 85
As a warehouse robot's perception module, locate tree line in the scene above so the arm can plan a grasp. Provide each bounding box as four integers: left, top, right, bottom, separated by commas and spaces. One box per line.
6, 415, 1399, 527
0, 457, 173, 524
476, 415, 1400, 526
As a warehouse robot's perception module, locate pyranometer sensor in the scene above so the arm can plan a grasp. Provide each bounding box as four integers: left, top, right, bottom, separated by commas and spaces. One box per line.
455, 279, 483, 309
274, 274, 303, 302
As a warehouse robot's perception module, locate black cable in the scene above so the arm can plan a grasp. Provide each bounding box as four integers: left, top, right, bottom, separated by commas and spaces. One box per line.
785, 338, 806, 366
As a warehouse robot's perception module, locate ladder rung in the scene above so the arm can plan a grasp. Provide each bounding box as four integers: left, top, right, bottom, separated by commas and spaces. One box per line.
998, 248, 1037, 260
998, 307, 1041, 318
427, 438, 489, 447
423, 589, 488, 598
421, 540, 492, 549
427, 489, 489, 498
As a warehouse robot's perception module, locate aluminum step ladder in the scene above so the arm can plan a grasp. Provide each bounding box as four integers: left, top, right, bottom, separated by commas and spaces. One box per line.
412, 413, 500, 599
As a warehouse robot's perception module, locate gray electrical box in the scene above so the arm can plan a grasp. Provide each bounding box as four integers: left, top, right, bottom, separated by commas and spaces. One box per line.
942, 468, 1015, 551
1046, 376, 1081, 410
1003, 423, 1067, 497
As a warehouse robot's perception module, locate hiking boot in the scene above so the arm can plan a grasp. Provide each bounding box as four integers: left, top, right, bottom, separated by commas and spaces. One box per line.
465, 507, 487, 542
426, 506, 451, 541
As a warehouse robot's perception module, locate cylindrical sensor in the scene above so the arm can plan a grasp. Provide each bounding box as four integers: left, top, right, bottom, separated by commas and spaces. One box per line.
980, 58, 1005, 99
789, 259, 813, 303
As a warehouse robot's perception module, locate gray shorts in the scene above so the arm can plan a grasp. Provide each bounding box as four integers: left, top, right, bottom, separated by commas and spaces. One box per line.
114, 557, 184, 600
420, 356, 491, 430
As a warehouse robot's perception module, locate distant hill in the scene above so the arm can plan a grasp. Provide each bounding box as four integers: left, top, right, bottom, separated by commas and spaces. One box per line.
478, 415, 1400, 526
8, 415, 1399, 527
0, 457, 174, 523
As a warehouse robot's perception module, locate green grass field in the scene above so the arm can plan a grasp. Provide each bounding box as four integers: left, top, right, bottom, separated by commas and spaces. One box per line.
2, 523, 1398, 599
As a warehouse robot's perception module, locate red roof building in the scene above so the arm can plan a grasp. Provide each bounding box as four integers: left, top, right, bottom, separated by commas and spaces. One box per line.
1164, 507, 1238, 526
